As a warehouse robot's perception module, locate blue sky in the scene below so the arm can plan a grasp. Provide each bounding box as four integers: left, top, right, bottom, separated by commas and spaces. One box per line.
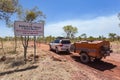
0, 0, 120, 37
19, 0, 120, 22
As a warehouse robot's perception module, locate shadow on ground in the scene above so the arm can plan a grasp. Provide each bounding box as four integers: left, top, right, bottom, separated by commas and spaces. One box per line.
50, 50, 71, 55
71, 55, 117, 71
0, 65, 38, 76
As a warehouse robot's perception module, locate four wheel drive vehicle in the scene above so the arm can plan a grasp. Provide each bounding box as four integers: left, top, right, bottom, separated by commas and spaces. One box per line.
49, 39, 71, 53
70, 40, 113, 63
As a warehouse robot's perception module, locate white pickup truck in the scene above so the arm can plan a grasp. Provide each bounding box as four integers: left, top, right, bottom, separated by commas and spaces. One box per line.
49, 39, 71, 54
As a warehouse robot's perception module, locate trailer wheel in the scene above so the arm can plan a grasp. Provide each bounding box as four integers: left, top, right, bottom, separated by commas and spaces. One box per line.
80, 53, 90, 63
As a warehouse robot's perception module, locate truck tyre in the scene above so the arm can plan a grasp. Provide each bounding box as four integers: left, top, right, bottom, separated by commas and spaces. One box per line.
66, 49, 70, 54
56, 48, 59, 54
49, 45, 52, 51
80, 53, 90, 63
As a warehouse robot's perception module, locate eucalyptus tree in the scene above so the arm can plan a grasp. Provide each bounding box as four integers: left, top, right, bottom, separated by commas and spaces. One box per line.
80, 33, 87, 40
0, 0, 18, 55
63, 25, 78, 39
88, 36, 95, 41
108, 33, 117, 41
0, 0, 18, 24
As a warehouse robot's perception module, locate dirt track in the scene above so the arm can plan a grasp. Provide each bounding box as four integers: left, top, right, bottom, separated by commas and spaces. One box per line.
39, 43, 120, 80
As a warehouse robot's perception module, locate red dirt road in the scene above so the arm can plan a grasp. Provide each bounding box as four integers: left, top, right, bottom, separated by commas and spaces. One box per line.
39, 43, 120, 80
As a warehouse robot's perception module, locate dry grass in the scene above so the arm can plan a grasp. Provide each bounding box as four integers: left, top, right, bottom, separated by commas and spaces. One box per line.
0, 54, 78, 80
111, 41, 120, 54
0, 41, 120, 80
0, 41, 78, 80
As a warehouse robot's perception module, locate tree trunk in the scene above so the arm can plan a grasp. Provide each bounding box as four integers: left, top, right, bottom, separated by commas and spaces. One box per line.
21, 36, 29, 64
34, 36, 36, 62
14, 36, 17, 53
24, 47, 27, 64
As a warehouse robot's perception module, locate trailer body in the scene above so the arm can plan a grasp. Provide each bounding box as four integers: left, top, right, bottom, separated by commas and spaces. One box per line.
72, 41, 112, 63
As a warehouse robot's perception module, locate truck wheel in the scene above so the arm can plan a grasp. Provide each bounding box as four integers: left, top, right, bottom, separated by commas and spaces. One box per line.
49, 45, 52, 51
80, 53, 90, 63
66, 49, 70, 54
56, 48, 59, 54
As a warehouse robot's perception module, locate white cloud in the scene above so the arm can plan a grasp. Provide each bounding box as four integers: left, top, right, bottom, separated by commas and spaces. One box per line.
45, 14, 120, 37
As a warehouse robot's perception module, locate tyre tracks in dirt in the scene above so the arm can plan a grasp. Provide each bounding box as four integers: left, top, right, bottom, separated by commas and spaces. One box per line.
39, 44, 120, 80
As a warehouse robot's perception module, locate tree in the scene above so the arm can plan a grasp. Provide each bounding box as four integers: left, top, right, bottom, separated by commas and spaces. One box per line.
17, 6, 45, 63
63, 25, 78, 39
77, 36, 82, 41
108, 33, 116, 41
0, 0, 18, 24
45, 35, 55, 43
97, 35, 106, 40
0, 0, 18, 56
71, 27, 78, 39
116, 35, 120, 41
80, 33, 87, 40
17, 6, 45, 22
88, 36, 95, 41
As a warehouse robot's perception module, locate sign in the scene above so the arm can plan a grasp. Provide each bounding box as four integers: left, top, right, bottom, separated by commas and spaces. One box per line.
14, 21, 44, 36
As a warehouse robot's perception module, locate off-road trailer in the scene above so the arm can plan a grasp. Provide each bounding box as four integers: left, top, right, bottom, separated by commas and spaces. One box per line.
70, 41, 113, 63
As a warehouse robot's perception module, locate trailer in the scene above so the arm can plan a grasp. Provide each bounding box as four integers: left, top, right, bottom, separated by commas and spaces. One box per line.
70, 41, 113, 63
